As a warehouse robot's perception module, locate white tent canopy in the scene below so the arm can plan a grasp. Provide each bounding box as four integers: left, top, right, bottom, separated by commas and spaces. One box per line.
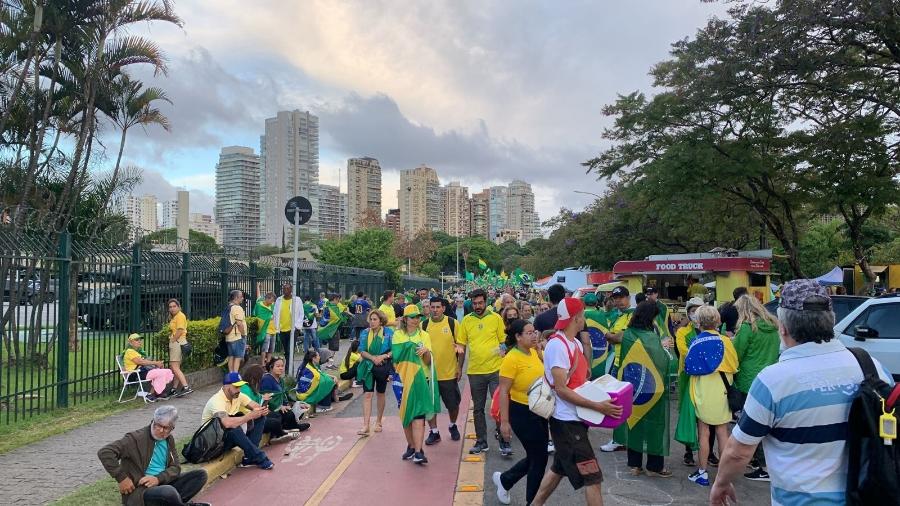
814, 266, 844, 286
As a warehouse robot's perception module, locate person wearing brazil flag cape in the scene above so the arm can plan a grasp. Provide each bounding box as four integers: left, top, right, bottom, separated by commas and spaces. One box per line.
582, 293, 610, 378
317, 293, 347, 347
599, 285, 633, 453
612, 301, 674, 477
393, 304, 441, 465
673, 297, 706, 467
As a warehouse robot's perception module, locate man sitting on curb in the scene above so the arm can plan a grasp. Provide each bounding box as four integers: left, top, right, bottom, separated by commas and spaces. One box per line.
98, 405, 209, 506
201, 372, 275, 470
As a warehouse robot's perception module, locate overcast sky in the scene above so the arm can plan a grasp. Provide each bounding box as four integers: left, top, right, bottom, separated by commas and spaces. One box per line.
118, 0, 728, 222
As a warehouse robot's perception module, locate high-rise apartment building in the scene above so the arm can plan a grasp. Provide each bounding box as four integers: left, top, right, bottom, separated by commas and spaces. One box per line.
260, 110, 320, 244
137, 195, 158, 233
316, 184, 348, 237
444, 182, 471, 237
159, 200, 178, 229
346, 157, 382, 232
189, 213, 223, 244
215, 146, 261, 253
488, 186, 508, 242
385, 209, 401, 235
470, 190, 490, 240
507, 180, 539, 243
398, 165, 441, 238
115, 194, 158, 241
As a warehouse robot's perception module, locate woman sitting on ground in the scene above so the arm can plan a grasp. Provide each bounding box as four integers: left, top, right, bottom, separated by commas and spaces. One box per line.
239, 364, 298, 441
338, 339, 362, 392
121, 333, 174, 402
296, 349, 352, 414
260, 356, 311, 433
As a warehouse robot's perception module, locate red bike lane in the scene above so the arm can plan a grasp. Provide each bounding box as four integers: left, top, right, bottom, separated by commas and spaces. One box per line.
199, 385, 473, 506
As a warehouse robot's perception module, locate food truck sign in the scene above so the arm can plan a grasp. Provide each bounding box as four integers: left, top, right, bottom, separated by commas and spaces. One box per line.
613, 257, 770, 274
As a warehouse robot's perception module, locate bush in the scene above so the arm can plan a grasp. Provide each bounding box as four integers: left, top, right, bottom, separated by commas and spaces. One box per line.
154, 316, 261, 373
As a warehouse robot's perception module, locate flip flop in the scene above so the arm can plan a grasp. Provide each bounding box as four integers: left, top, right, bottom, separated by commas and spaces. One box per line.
357, 427, 371, 436
374, 423, 383, 433
646, 469, 673, 478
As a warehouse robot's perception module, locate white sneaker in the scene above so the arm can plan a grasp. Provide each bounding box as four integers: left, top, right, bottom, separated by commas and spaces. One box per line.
547, 441, 555, 454
492, 471, 511, 505
600, 441, 623, 452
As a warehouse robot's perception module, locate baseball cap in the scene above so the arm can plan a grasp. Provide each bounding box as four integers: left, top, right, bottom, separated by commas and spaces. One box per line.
610, 286, 630, 298
223, 372, 247, 387
644, 286, 658, 295
403, 304, 421, 318
554, 297, 585, 330
583, 293, 598, 306
685, 297, 705, 311
127, 333, 142, 341
779, 279, 833, 311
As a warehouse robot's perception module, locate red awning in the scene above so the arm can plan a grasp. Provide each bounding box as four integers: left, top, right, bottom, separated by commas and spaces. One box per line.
613, 257, 771, 275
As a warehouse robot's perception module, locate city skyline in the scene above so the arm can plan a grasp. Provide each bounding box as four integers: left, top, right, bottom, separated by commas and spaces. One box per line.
118, 2, 728, 224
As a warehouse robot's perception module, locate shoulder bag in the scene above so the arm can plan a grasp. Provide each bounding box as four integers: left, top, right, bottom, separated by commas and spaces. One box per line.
527, 335, 578, 419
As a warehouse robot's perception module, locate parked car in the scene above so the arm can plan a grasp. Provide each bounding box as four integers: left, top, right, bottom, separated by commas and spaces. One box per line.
77, 283, 230, 331
765, 294, 868, 324
2, 277, 56, 305
834, 293, 900, 380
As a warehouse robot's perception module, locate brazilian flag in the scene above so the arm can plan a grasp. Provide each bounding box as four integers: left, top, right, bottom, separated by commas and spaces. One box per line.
584, 309, 610, 378
296, 363, 335, 406
613, 328, 671, 456
392, 329, 441, 427
655, 300, 672, 338
478, 258, 488, 270
674, 326, 699, 449
317, 301, 345, 342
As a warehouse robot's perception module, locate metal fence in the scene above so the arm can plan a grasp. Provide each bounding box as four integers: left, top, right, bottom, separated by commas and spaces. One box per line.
0, 231, 392, 424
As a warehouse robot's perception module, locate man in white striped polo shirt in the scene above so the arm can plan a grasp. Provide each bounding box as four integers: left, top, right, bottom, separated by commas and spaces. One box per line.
710, 279, 894, 506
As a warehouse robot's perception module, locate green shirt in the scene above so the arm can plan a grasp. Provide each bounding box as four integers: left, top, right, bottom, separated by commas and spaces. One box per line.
145, 439, 168, 476
732, 320, 780, 393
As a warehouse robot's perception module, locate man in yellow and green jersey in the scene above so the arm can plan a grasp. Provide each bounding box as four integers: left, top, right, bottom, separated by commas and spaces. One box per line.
600, 285, 633, 453
457, 289, 511, 456
422, 296, 463, 444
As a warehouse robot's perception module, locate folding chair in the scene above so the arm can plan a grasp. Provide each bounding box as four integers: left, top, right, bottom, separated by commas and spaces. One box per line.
116, 354, 152, 403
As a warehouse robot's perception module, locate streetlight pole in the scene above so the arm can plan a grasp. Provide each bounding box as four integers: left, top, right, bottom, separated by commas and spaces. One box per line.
573, 190, 603, 200
455, 234, 460, 282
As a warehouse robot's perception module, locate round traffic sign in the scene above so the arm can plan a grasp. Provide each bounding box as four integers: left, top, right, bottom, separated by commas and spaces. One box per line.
284, 196, 313, 225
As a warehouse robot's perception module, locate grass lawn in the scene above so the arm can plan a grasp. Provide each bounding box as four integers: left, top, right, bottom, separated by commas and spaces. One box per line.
0, 394, 140, 454
50, 436, 193, 506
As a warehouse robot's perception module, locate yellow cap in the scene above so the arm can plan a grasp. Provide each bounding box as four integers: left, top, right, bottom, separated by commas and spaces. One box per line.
403, 304, 421, 318
127, 333, 142, 341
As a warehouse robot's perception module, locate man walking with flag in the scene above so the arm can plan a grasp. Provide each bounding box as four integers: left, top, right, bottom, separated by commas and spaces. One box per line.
583, 293, 610, 378
600, 286, 634, 452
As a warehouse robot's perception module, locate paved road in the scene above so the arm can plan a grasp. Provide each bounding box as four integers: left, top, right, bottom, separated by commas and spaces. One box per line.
0, 384, 219, 506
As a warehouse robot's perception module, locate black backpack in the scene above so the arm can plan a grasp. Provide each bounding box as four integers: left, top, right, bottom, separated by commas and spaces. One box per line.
846, 347, 900, 505
422, 316, 456, 336
182, 416, 226, 464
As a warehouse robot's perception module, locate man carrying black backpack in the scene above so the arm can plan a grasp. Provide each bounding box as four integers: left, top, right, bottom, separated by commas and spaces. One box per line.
710, 279, 896, 506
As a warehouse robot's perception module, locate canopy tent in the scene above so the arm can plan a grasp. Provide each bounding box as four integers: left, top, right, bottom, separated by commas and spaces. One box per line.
814, 266, 845, 286
596, 281, 624, 292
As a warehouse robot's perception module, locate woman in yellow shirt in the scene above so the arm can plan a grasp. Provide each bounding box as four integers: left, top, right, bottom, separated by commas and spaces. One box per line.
493, 319, 546, 505
166, 299, 192, 397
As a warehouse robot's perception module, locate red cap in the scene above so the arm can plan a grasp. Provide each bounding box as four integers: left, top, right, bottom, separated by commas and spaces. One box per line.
554, 297, 585, 330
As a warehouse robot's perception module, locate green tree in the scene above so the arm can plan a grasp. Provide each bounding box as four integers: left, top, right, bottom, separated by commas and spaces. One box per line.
316, 228, 402, 288
141, 228, 222, 253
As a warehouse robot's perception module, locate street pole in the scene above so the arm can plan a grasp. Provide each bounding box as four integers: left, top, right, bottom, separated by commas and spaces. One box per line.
456, 234, 460, 283
441, 272, 445, 293
290, 207, 299, 373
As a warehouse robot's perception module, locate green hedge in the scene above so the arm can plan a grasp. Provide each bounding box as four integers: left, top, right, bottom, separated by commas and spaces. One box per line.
153, 316, 261, 373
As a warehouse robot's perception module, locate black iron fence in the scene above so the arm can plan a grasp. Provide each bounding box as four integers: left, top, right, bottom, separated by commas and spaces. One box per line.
0, 231, 392, 424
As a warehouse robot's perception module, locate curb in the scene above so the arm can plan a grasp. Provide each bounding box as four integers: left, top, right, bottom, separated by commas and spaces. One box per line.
195, 433, 272, 492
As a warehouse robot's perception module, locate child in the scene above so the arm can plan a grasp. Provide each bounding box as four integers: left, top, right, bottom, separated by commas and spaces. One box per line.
338, 340, 362, 392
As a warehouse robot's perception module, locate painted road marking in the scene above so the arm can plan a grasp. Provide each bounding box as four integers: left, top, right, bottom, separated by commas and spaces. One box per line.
305, 435, 372, 506
283, 435, 344, 465
454, 404, 484, 506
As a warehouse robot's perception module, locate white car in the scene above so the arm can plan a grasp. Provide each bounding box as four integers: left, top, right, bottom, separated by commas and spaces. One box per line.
835, 294, 900, 380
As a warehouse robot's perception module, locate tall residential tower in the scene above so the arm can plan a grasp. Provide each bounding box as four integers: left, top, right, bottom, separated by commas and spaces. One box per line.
215, 146, 261, 252
346, 157, 382, 232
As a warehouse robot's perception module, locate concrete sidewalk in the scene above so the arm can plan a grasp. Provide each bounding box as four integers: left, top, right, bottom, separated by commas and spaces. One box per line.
0, 383, 220, 505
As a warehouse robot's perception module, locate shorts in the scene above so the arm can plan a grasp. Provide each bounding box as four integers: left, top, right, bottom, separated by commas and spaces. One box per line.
363, 365, 390, 394
168, 339, 185, 362
549, 417, 603, 490
227, 338, 246, 358
262, 334, 276, 353
437, 380, 461, 411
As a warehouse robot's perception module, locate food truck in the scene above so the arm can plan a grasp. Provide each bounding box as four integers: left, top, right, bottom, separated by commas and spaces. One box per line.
612, 250, 774, 306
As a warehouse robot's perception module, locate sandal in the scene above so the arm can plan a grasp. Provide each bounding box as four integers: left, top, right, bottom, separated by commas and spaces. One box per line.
629, 467, 643, 476
357, 427, 371, 436
374, 423, 383, 433
646, 469, 673, 478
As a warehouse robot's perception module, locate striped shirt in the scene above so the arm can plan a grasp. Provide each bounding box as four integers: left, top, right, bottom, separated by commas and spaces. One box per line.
732, 339, 893, 505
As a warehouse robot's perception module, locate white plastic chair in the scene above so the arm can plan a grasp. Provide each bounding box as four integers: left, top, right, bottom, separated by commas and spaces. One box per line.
116, 355, 152, 403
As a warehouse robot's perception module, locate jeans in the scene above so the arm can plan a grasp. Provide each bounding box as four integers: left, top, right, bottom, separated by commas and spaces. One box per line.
303, 328, 320, 352
468, 371, 499, 443
627, 449, 664, 473
223, 418, 268, 464
278, 330, 296, 356
142, 469, 207, 506
500, 401, 549, 504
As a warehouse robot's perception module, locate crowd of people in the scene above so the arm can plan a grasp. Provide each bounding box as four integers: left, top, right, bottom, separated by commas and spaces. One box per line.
98, 278, 895, 505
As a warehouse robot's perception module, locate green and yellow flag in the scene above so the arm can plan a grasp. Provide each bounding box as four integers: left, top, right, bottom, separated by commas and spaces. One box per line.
613, 328, 671, 456
478, 258, 488, 270
584, 308, 610, 377
317, 301, 345, 342
392, 329, 441, 427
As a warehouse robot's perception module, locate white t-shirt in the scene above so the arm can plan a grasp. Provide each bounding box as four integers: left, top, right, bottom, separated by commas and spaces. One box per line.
543, 334, 583, 421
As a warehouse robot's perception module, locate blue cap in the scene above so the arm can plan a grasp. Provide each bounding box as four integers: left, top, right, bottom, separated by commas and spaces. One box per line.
222, 372, 247, 386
